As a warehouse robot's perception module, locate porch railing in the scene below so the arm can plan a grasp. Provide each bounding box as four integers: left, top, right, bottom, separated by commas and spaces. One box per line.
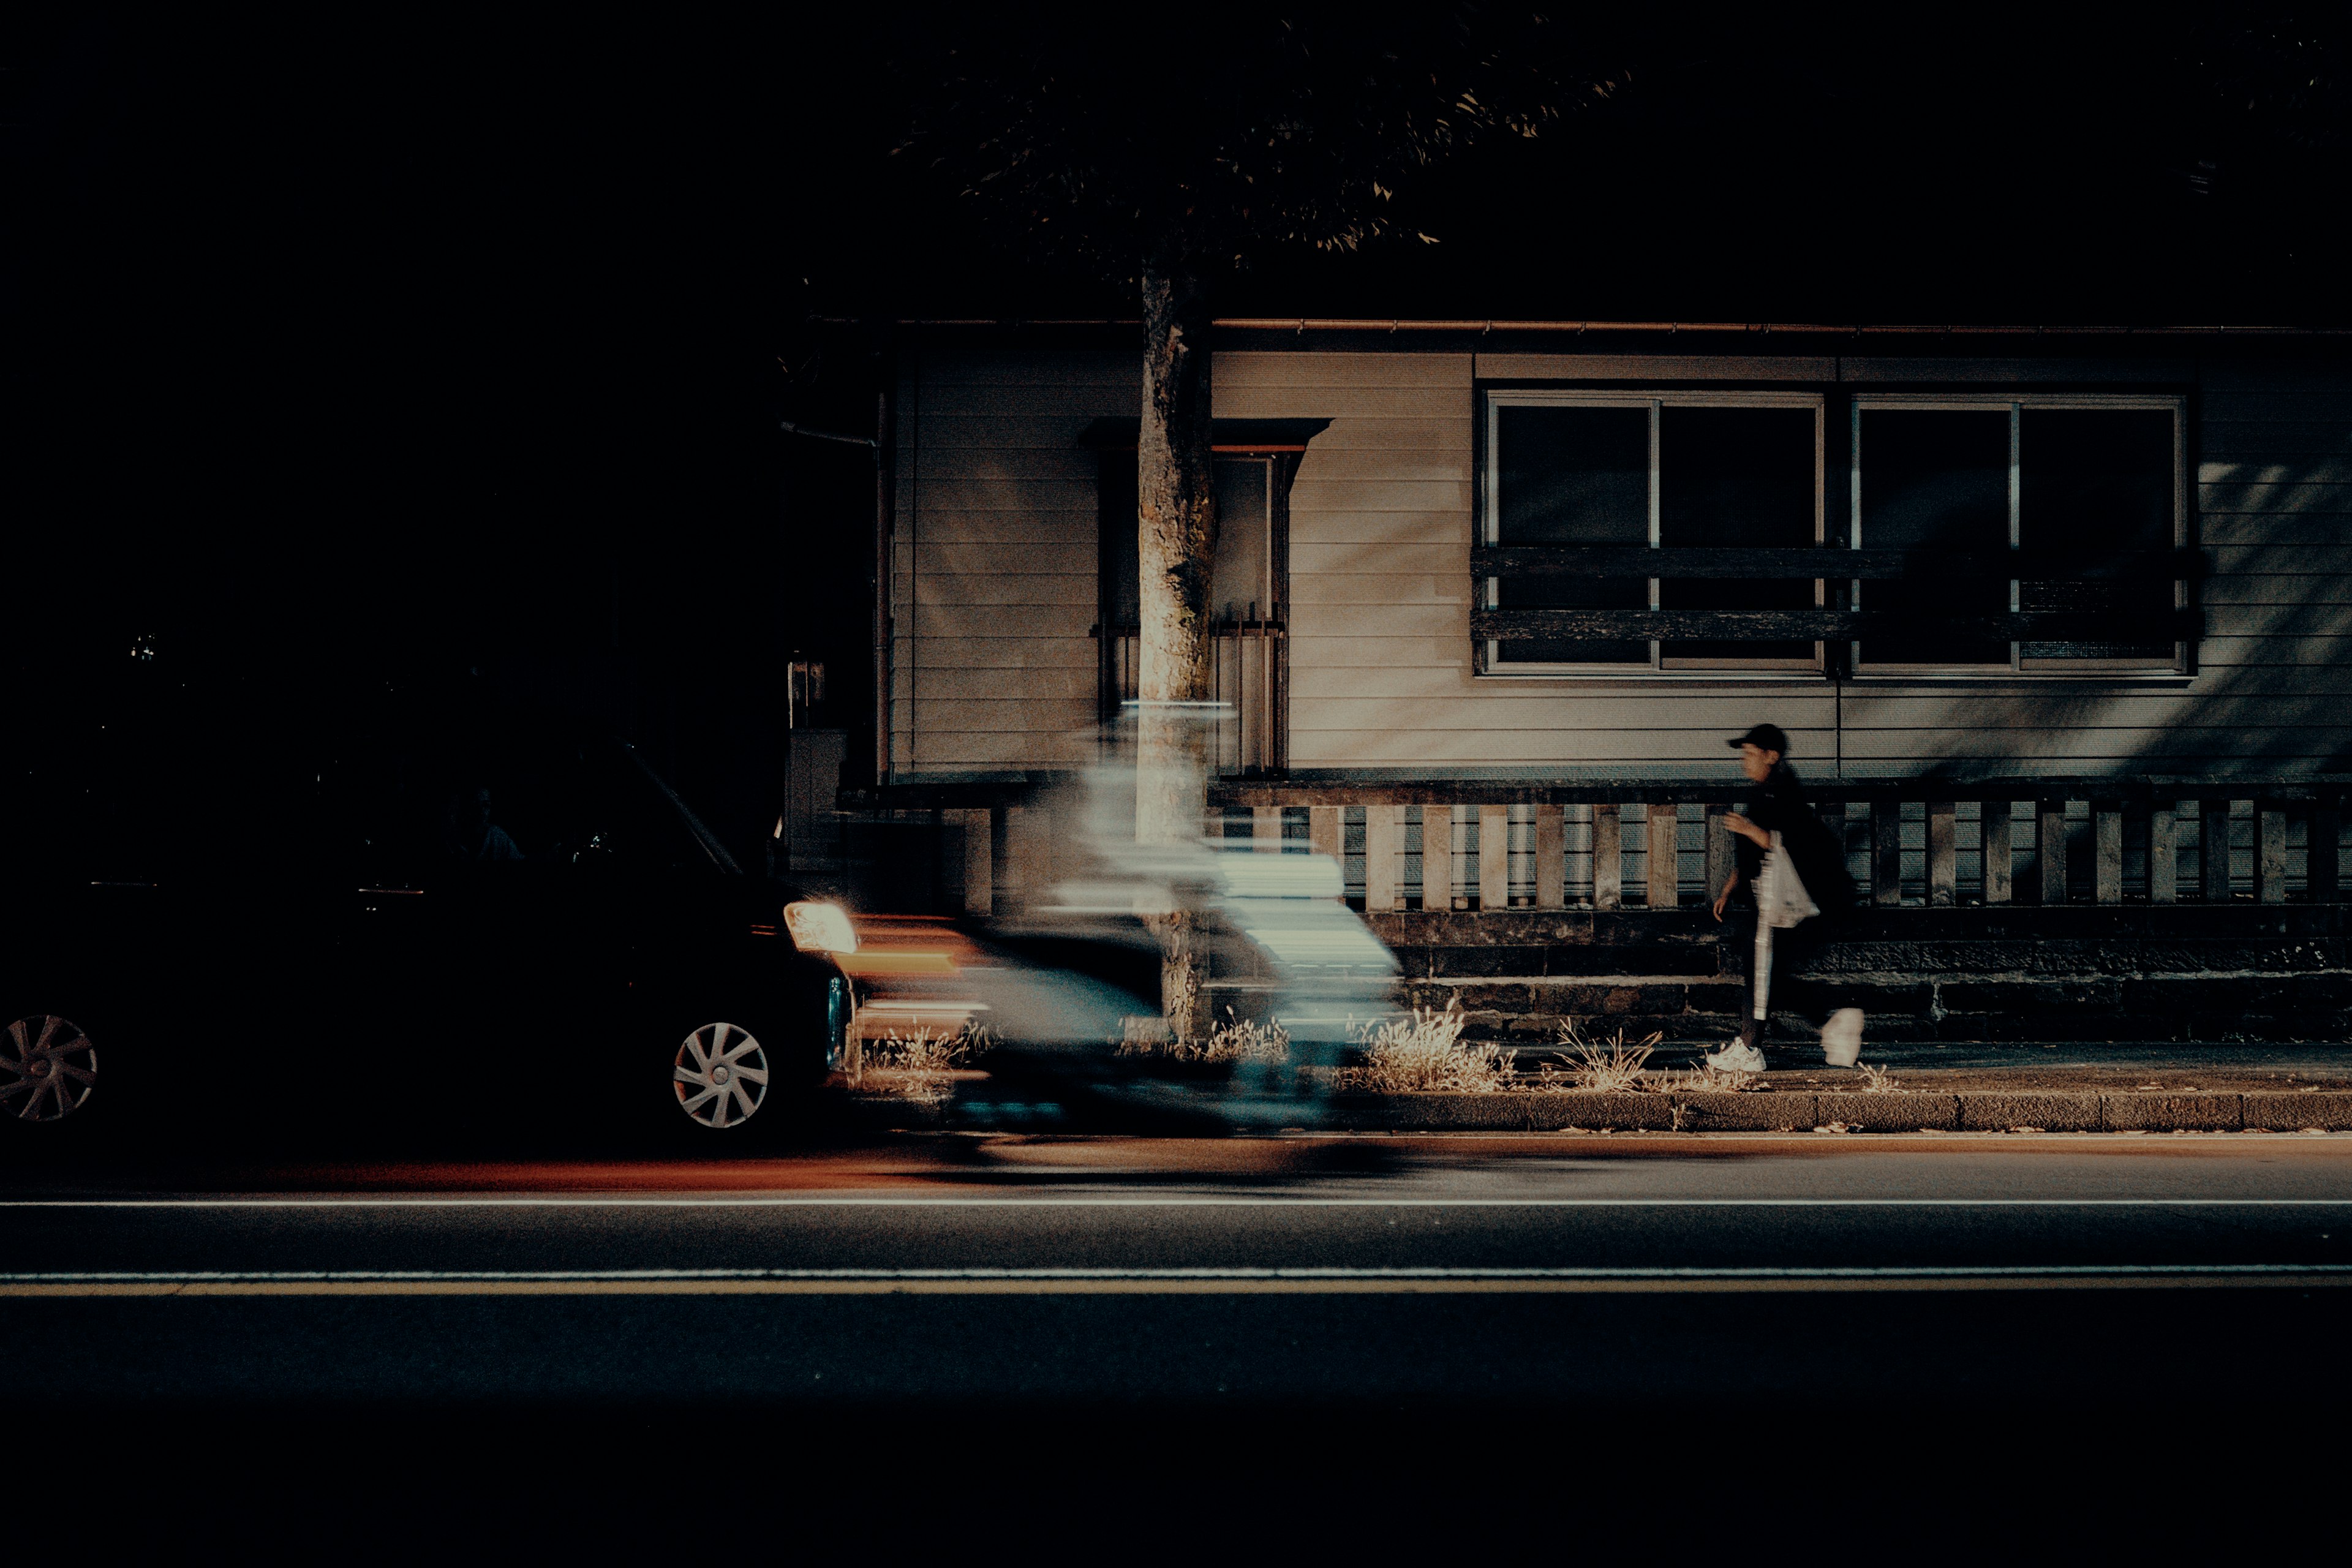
1209, 777, 2350, 911
845, 775, 2349, 916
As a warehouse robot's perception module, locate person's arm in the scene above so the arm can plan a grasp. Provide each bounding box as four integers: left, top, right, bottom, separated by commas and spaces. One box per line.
1713, 868, 1740, 921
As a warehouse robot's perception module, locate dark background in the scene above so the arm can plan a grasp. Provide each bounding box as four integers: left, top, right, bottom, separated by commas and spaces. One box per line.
9, 10, 2345, 862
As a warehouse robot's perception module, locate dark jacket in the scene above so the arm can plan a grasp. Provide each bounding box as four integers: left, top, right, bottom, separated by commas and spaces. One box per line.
1732, 764, 1855, 914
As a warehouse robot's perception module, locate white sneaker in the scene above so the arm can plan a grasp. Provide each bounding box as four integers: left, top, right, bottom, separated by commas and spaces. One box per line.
1704, 1041, 1767, 1075
1821, 1009, 1864, 1068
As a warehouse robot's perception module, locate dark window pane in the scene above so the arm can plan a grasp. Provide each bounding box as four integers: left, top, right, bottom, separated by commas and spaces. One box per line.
1858, 408, 2011, 665
1210, 459, 1271, 621
1658, 405, 1815, 662
1496, 404, 1649, 663
1100, 459, 1139, 625
2019, 409, 2173, 659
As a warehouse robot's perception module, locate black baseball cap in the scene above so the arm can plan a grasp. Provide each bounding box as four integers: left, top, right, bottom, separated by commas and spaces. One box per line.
1727, 723, 1790, 753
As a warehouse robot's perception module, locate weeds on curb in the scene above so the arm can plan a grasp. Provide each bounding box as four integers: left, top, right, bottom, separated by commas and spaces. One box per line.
1543, 1022, 1660, 1093
1336, 1001, 1519, 1093
858, 1023, 989, 1100
1854, 1062, 1899, 1094
1661, 1059, 1764, 1094
1118, 1008, 1291, 1066
1182, 1009, 1290, 1066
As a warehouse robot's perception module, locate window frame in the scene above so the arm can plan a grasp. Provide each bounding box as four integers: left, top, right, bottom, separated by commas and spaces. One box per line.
1479, 388, 1828, 679
1848, 393, 2189, 678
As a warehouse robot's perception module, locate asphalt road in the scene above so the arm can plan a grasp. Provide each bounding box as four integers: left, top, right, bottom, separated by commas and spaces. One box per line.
7, 1132, 2351, 1408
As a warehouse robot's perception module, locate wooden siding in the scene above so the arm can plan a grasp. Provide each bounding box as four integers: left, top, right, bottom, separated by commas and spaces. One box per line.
890, 349, 1134, 774
895, 346, 2352, 779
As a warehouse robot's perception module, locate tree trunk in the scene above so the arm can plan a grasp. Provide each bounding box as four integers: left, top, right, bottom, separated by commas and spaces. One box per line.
1136, 247, 1216, 1039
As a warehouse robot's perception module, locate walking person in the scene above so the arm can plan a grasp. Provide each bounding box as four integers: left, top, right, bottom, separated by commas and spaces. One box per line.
1706, 724, 1862, 1074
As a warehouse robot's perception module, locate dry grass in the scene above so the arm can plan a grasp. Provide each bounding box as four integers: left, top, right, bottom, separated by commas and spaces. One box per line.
1118, 1008, 1290, 1065
1660, 1059, 1765, 1094
1335, 1001, 1519, 1093
858, 1022, 989, 1100
1540, 1022, 1660, 1093
1178, 1009, 1291, 1066
1854, 1062, 1899, 1094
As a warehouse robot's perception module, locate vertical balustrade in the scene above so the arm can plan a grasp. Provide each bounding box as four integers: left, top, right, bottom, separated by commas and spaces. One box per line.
1819, 803, 1846, 903
2312, 793, 2342, 903
1363, 805, 1401, 911
2038, 798, 2068, 905
1593, 805, 1623, 910
2201, 800, 2233, 902
1253, 805, 1283, 853
1703, 803, 1732, 907
1535, 805, 1566, 909
1926, 799, 1956, 908
2094, 800, 2124, 905
1645, 803, 1679, 908
1308, 805, 1342, 864
990, 805, 1015, 913
1479, 805, 1509, 910
1874, 800, 1903, 907
2149, 801, 2177, 903
1983, 801, 2012, 905
2258, 800, 2288, 905
963, 807, 993, 916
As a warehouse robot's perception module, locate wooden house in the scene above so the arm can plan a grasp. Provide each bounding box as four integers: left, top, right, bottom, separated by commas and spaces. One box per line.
865, 322, 2352, 1046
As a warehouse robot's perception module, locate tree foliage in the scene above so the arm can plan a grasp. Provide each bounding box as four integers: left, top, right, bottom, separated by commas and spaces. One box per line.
896, 7, 1622, 277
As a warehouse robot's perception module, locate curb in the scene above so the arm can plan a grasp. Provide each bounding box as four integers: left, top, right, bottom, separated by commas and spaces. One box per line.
870, 1090, 2352, 1134
1313, 1090, 2352, 1134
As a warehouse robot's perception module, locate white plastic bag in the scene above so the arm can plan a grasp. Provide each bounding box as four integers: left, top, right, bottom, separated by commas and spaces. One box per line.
1755, 829, 1819, 930
1751, 831, 1818, 1022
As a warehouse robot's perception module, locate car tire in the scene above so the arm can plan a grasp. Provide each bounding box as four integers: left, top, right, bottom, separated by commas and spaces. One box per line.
1, 1011, 110, 1152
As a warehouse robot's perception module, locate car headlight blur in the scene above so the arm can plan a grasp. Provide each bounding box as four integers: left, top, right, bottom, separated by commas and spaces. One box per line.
783, 901, 858, 954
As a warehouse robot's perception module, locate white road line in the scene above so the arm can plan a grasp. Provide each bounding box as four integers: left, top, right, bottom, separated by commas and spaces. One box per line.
5, 1264, 2348, 1283
4, 1196, 2352, 1209
5, 1263, 2348, 1297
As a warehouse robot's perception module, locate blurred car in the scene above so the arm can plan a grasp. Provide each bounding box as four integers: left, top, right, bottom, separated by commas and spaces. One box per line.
2, 707, 855, 1145
844, 772, 1401, 1123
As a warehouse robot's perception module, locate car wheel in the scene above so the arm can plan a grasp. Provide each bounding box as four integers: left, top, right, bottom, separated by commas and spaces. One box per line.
3, 1014, 99, 1124
671, 1021, 769, 1130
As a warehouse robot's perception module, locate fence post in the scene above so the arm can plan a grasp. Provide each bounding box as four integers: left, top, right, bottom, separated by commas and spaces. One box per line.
2149, 801, 2177, 903
1926, 800, 1957, 908
963, 808, 993, 916
1983, 801, 2012, 905
2094, 800, 2124, 906
1536, 805, 1566, 909
1593, 805, 1623, 910
2257, 800, 2288, 905
2312, 793, 2342, 903
2201, 800, 2233, 902
1704, 803, 1732, 908
1645, 803, 1679, 908
989, 805, 1016, 914
2038, 798, 2068, 905
1873, 800, 1903, 907
1363, 805, 1401, 911
1819, 802, 1845, 902
1308, 805, 1342, 864
1479, 805, 1509, 910
1253, 805, 1283, 853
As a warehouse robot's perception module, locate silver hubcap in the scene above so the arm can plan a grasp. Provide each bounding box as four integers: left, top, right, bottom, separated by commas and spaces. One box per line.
673, 1022, 768, 1129
3, 1015, 97, 1123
